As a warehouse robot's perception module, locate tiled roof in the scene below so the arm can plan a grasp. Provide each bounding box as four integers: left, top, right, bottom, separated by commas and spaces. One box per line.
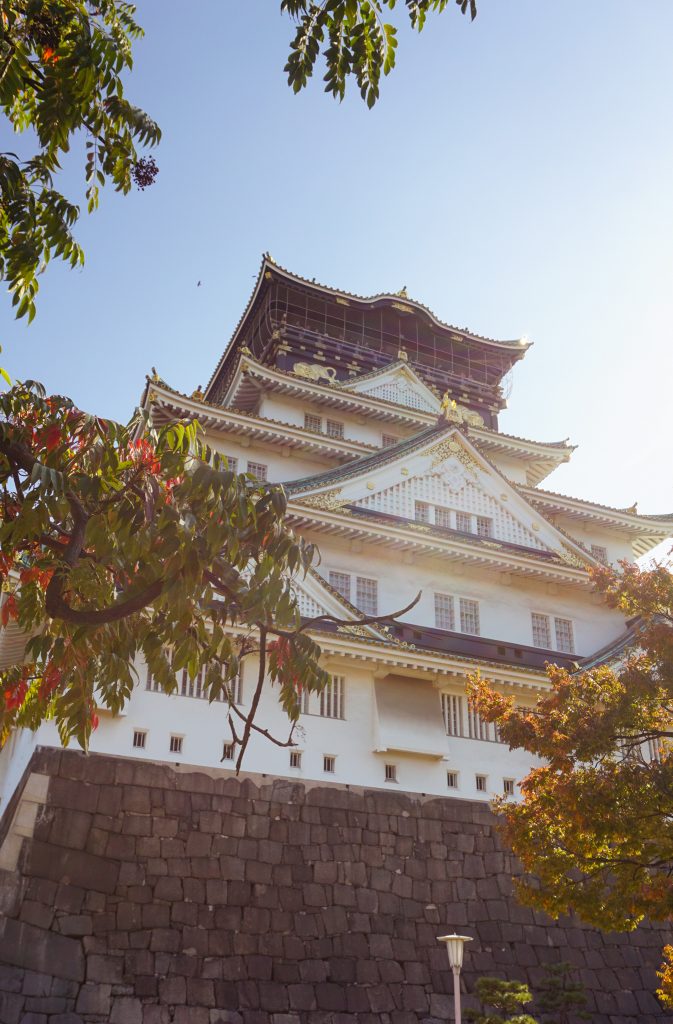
523, 485, 673, 525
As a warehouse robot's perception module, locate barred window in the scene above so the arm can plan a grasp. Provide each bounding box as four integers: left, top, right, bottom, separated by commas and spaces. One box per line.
169, 735, 183, 754
247, 461, 267, 481
503, 778, 515, 796
323, 755, 336, 773
289, 750, 302, 769
224, 673, 243, 706
476, 516, 493, 538
381, 433, 399, 448
180, 668, 203, 700
531, 612, 551, 649
415, 500, 430, 523
647, 738, 662, 763
222, 742, 235, 761
475, 774, 487, 792
356, 576, 378, 616
224, 455, 238, 474
434, 506, 452, 529
328, 571, 351, 602
133, 730, 147, 749
326, 419, 344, 439
468, 707, 491, 741
446, 771, 459, 789
455, 512, 472, 533
459, 598, 480, 635
320, 675, 345, 719
304, 413, 323, 433
384, 764, 398, 783
591, 544, 608, 564
301, 688, 311, 715
554, 617, 575, 654
441, 693, 464, 736
435, 593, 455, 632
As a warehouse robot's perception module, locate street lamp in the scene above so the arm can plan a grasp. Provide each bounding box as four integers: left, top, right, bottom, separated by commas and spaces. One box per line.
437, 933, 473, 1024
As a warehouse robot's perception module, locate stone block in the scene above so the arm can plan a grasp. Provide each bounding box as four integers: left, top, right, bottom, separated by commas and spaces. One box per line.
159, 976, 187, 1004
0, 991, 23, 1024
25, 841, 119, 894
0, 918, 84, 982
110, 997, 143, 1024
75, 983, 111, 1015
57, 914, 92, 937
173, 1007, 209, 1024
86, 954, 123, 983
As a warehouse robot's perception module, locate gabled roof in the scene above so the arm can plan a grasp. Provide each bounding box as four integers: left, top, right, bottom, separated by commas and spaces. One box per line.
286, 421, 596, 571
521, 484, 673, 533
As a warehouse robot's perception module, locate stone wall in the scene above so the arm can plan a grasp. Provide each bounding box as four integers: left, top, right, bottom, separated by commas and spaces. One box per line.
0, 747, 670, 1024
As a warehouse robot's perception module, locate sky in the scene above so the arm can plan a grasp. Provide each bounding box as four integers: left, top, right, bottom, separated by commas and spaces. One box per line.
2, 0, 672, 532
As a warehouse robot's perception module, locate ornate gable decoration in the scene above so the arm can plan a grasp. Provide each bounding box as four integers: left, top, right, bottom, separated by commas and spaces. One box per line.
340, 362, 440, 413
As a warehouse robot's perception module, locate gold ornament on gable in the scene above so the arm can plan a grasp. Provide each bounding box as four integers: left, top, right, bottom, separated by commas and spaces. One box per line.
292, 361, 338, 384
296, 488, 347, 512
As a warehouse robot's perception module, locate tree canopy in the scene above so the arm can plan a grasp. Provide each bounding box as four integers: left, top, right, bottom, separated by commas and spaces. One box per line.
465, 976, 537, 1024
0, 380, 414, 765
469, 561, 673, 1006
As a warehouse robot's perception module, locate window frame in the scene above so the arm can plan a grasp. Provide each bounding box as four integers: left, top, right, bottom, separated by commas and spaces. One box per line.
323, 754, 336, 774
381, 433, 400, 448
384, 763, 398, 783
459, 596, 481, 636
475, 774, 487, 792
503, 778, 515, 797
446, 770, 459, 790
325, 418, 345, 439
554, 616, 575, 654
304, 412, 323, 433
246, 460, 268, 481
222, 741, 236, 762
531, 611, 552, 649
132, 729, 147, 750
169, 734, 184, 755
289, 749, 303, 769
434, 592, 456, 632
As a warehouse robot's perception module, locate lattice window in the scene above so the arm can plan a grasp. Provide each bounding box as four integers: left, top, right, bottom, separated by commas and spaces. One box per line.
554, 617, 575, 654
224, 455, 238, 473
646, 738, 662, 763
147, 660, 234, 703
455, 511, 472, 533
328, 571, 351, 602
294, 586, 326, 619
476, 516, 493, 538
475, 774, 487, 792
304, 413, 323, 433
446, 771, 459, 789
591, 544, 608, 564
133, 730, 147, 749
365, 381, 434, 411
384, 764, 398, 783
355, 577, 378, 615
441, 693, 464, 736
320, 675, 345, 719
289, 750, 302, 769
169, 735, 183, 754
247, 461, 267, 481
503, 778, 515, 796
435, 507, 452, 529
222, 742, 235, 761
531, 612, 551, 649
459, 598, 480, 635
326, 419, 344, 439
415, 500, 430, 523
381, 433, 399, 448
435, 593, 455, 632
323, 755, 336, 773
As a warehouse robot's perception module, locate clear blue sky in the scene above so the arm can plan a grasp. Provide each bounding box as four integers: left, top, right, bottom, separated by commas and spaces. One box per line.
3, 0, 672, 529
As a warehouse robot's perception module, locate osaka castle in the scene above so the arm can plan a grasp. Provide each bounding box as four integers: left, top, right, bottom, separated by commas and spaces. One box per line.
1, 255, 672, 807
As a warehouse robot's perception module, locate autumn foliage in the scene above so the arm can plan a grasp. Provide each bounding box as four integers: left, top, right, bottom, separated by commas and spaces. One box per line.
469, 559, 673, 1006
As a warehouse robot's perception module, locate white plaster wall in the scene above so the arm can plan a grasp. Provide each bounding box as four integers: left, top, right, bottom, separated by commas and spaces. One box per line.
551, 517, 636, 563
0, 727, 41, 814
315, 535, 626, 656
203, 431, 331, 484
487, 454, 529, 485
259, 396, 416, 450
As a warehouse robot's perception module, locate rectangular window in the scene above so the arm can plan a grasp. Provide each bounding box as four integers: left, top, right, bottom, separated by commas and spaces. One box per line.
304, 413, 323, 433
459, 598, 480, 635
475, 774, 487, 792
446, 771, 459, 790
554, 617, 575, 654
503, 778, 515, 797
356, 576, 378, 616
222, 742, 236, 762
328, 570, 351, 602
647, 738, 662, 764
289, 750, 302, 769
455, 511, 472, 533
326, 419, 344, 439
415, 500, 430, 523
531, 612, 551, 649
169, 735, 183, 754
301, 688, 311, 715
224, 455, 238, 474
247, 461, 268, 481
381, 433, 399, 448
224, 673, 243, 706
323, 755, 336, 774
442, 693, 464, 737
384, 764, 398, 783
320, 675, 345, 719
146, 667, 161, 693
434, 506, 452, 529
476, 516, 493, 538
435, 593, 455, 632
133, 730, 147, 749
591, 544, 608, 564
181, 668, 203, 700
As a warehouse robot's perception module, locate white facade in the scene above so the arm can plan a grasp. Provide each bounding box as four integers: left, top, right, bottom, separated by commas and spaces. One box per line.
2, 267, 672, 813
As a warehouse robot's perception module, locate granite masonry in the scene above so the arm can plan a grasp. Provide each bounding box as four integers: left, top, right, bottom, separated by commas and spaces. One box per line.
0, 747, 670, 1024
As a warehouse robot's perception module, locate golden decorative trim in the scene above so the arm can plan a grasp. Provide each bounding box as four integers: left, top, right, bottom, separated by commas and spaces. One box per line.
558, 545, 590, 569
292, 361, 338, 384
427, 438, 479, 473
392, 302, 413, 314
336, 297, 350, 306
296, 488, 346, 511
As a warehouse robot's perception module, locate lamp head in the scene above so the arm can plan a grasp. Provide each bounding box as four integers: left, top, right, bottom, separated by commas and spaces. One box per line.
437, 933, 473, 970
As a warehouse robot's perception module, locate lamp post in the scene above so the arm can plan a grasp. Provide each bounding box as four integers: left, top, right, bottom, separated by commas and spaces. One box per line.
437, 933, 473, 1024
